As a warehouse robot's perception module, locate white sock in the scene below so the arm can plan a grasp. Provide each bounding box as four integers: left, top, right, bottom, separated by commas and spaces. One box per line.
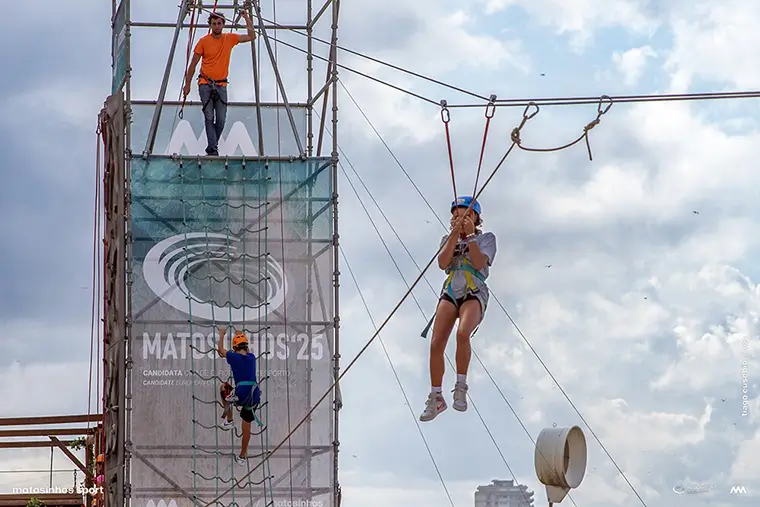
457, 374, 467, 384
432, 386, 442, 394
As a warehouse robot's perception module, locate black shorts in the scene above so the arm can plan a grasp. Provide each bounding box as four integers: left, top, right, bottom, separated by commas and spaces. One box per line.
440, 293, 479, 308
239, 406, 255, 423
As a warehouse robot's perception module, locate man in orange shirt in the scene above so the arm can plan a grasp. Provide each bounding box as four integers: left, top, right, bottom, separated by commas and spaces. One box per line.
183, 11, 256, 155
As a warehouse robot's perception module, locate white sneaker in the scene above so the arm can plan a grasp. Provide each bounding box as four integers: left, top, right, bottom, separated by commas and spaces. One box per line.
419, 392, 447, 422
222, 420, 234, 430
235, 456, 246, 466
452, 381, 468, 412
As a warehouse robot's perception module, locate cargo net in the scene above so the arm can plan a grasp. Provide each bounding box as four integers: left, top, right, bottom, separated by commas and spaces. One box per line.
177, 158, 276, 507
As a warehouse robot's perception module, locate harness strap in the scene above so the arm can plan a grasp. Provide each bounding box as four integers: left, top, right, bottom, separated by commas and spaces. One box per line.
198, 73, 229, 109
421, 258, 485, 338
198, 73, 229, 85
444, 259, 484, 298
232, 381, 264, 426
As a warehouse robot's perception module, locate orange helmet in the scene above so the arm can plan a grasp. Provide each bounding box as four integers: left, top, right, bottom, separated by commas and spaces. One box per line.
232, 332, 248, 349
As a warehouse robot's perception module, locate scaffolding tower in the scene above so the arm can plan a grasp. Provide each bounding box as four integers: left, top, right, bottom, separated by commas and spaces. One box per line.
102, 1, 341, 507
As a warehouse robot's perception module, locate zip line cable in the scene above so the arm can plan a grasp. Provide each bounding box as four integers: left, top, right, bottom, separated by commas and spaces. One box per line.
89, 121, 101, 428
261, 16, 490, 103
325, 104, 576, 505
173, 9, 760, 111
262, 25, 760, 110
148, 7, 734, 506
338, 246, 456, 507
337, 159, 541, 507
337, 81, 647, 507
271, 0, 296, 502
263, 15, 760, 109
337, 80, 441, 222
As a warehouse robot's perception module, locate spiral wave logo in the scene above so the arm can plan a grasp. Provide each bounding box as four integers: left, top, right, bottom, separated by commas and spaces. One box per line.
142, 233, 287, 322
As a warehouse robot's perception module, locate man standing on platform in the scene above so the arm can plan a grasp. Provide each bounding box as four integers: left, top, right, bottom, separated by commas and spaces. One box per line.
183, 10, 256, 156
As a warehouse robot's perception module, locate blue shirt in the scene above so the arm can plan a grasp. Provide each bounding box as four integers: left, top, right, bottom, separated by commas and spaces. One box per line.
225, 351, 260, 406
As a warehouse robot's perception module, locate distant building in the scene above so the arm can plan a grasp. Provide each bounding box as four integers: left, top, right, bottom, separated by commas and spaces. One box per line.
474, 479, 535, 507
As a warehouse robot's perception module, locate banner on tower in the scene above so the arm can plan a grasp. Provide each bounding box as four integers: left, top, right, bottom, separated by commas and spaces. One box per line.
127, 154, 335, 507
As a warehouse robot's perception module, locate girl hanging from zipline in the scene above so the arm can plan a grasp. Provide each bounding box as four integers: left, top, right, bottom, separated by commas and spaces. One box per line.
419, 196, 497, 422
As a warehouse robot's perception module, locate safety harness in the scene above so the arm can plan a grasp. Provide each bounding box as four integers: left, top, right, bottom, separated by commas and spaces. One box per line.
420, 250, 486, 338
223, 379, 263, 427
198, 73, 229, 109
444, 257, 484, 300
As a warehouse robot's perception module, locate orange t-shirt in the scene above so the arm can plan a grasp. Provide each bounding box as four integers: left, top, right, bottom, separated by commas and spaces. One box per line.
194, 33, 240, 86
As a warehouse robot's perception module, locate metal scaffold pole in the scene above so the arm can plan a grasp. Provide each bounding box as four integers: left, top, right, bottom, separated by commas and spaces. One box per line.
107, 0, 342, 506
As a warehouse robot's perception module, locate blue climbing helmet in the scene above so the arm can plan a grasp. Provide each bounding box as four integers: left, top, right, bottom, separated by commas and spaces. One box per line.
451, 195, 481, 216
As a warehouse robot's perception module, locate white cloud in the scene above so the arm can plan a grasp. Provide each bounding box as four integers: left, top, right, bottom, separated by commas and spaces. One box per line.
666, 0, 760, 90
613, 46, 656, 86
483, 0, 657, 48
729, 429, 760, 482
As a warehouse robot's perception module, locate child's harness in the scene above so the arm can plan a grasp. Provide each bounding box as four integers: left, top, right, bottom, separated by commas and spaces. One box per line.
420, 255, 486, 338
228, 380, 263, 427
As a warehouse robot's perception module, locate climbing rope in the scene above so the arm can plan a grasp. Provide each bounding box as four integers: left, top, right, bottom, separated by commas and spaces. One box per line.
253, 159, 276, 507
180, 159, 201, 504
339, 247, 456, 507
337, 85, 653, 507
439, 94, 500, 223
510, 96, 612, 160
89, 120, 102, 425
174, 155, 277, 507
316, 89, 623, 507
423, 94, 499, 340
335, 157, 573, 507
232, 21, 760, 111
439, 101, 457, 200
317, 92, 618, 506
97, 108, 129, 507
178, 4, 199, 121
472, 95, 497, 196
200, 97, 541, 507
89, 116, 104, 506
198, 157, 227, 506
332, 125, 539, 507
272, 0, 297, 500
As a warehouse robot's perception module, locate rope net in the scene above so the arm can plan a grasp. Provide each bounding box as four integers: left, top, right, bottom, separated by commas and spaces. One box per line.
128, 155, 335, 507
183, 158, 275, 507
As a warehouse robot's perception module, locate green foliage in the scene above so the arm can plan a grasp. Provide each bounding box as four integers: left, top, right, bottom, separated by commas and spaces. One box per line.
68, 437, 97, 476
69, 437, 87, 450
26, 497, 45, 507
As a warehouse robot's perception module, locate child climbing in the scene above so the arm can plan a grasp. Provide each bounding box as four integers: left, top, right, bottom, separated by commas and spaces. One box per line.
217, 327, 261, 464
420, 196, 497, 422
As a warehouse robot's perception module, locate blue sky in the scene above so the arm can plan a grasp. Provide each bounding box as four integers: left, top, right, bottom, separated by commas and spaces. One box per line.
1, 1, 760, 507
